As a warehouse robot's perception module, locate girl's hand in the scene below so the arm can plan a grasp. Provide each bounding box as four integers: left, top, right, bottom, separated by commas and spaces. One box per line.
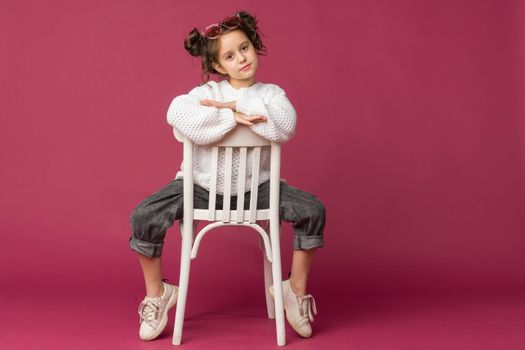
199, 99, 265, 125
234, 111, 267, 126
200, 99, 237, 111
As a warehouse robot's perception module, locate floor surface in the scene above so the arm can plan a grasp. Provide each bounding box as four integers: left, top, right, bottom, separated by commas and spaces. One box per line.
2, 291, 524, 349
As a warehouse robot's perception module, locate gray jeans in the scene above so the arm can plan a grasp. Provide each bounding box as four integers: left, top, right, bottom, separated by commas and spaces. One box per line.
129, 178, 325, 257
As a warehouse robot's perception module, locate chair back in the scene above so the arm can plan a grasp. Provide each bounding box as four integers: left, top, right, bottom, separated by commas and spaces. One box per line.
173, 125, 281, 224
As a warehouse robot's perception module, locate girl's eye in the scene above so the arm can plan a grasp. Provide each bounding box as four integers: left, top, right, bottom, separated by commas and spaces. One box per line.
225, 45, 248, 60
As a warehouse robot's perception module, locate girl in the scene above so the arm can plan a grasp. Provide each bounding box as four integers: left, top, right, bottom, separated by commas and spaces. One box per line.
129, 10, 325, 341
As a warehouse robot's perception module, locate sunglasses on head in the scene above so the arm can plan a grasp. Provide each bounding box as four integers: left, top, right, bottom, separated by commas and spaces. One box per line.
200, 13, 242, 39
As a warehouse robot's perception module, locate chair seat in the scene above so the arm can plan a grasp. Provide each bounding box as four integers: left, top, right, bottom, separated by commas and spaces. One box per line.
193, 209, 270, 222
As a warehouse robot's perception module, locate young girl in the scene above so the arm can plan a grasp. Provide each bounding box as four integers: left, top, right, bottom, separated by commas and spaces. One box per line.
129, 10, 325, 341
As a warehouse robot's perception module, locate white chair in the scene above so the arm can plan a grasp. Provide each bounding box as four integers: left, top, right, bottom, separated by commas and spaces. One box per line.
171, 125, 287, 346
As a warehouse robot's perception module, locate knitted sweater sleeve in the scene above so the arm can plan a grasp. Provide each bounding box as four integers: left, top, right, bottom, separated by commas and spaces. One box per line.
235, 84, 297, 143
166, 84, 237, 145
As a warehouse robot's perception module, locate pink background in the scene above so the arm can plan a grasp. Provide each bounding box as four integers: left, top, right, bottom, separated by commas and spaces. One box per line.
1, 0, 524, 348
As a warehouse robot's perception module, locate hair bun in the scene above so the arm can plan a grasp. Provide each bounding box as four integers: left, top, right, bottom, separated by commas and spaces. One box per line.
184, 28, 204, 57
239, 11, 258, 29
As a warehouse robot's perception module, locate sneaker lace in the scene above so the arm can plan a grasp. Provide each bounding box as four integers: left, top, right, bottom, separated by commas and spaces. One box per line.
297, 294, 318, 324
138, 297, 161, 327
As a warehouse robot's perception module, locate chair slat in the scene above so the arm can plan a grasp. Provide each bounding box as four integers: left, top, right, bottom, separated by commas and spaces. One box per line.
208, 147, 219, 221
222, 147, 233, 223
236, 147, 247, 222
249, 147, 261, 223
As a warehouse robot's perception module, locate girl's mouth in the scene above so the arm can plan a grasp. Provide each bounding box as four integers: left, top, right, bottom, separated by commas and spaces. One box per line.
240, 63, 252, 71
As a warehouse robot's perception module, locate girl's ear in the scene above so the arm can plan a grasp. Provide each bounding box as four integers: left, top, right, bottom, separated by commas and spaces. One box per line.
212, 61, 227, 75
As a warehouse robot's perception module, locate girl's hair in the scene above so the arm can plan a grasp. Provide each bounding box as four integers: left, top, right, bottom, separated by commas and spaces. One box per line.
183, 10, 268, 85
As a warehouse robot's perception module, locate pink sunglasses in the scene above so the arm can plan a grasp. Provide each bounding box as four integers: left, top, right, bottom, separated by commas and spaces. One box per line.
200, 13, 242, 39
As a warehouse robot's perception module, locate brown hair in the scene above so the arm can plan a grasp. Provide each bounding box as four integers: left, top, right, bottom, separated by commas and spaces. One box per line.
183, 10, 268, 85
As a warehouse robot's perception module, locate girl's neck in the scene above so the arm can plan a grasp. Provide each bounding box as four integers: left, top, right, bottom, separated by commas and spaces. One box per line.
227, 78, 257, 90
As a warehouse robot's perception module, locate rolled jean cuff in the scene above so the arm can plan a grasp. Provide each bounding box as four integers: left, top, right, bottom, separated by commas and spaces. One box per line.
129, 237, 164, 257
293, 235, 324, 250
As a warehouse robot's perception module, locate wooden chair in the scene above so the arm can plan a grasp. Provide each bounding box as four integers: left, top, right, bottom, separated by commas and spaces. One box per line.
171, 125, 287, 346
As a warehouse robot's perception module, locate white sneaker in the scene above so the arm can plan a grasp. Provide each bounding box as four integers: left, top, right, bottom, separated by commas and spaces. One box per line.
269, 279, 318, 338
138, 282, 178, 341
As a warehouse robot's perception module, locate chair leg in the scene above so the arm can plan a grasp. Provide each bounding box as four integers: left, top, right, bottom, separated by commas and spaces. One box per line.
269, 225, 286, 346
172, 221, 193, 346
263, 252, 275, 319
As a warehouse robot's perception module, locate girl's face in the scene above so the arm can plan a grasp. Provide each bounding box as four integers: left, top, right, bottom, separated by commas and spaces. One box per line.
212, 29, 258, 85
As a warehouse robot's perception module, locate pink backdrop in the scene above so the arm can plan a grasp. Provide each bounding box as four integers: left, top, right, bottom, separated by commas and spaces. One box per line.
1, 0, 524, 329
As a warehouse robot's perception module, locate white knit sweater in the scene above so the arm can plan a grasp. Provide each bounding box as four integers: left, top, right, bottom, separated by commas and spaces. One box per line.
166, 79, 297, 195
